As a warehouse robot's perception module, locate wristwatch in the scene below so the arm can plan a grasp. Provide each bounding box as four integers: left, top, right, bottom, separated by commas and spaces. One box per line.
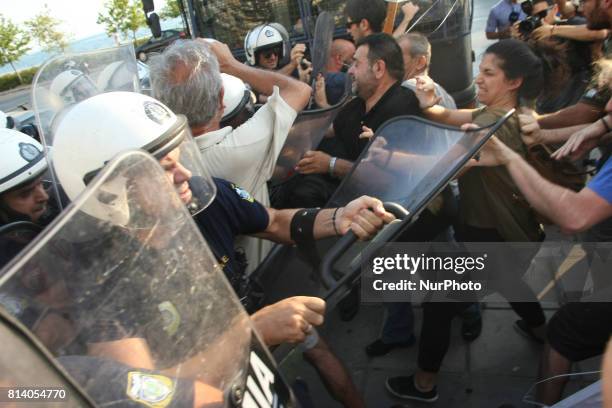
329, 157, 337, 177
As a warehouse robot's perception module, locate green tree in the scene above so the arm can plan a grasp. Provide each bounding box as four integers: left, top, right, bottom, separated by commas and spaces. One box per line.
26, 5, 71, 53
97, 0, 130, 41
124, 0, 147, 40
160, 0, 181, 19
98, 0, 147, 41
0, 14, 31, 83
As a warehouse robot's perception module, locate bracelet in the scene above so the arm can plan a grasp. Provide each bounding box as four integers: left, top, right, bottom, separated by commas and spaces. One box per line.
332, 207, 341, 236
601, 117, 611, 133
329, 157, 337, 177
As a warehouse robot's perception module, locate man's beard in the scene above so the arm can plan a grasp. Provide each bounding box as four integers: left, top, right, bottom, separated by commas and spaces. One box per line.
353, 74, 377, 100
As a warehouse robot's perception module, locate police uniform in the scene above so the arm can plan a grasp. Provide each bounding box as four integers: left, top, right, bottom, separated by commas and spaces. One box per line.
193, 178, 270, 311
0, 228, 202, 408
59, 355, 195, 407
62, 178, 270, 406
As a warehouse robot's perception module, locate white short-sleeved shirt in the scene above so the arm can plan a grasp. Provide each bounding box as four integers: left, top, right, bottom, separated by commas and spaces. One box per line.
195, 85, 297, 273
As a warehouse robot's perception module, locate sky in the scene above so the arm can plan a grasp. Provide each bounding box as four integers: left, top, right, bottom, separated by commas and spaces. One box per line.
1, 0, 169, 40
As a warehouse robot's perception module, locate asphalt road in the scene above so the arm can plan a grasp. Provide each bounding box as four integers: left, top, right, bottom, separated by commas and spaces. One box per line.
0, 87, 31, 114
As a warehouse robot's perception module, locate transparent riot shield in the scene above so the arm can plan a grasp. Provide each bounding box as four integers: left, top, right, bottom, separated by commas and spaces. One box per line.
32, 44, 141, 211
404, 0, 472, 38
0, 308, 95, 407
310, 11, 334, 80
270, 78, 352, 186
0, 150, 295, 407
327, 114, 508, 210
0, 222, 41, 270
32, 44, 140, 149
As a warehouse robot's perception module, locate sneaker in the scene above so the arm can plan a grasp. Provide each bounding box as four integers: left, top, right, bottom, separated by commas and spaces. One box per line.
513, 320, 544, 344
385, 375, 438, 402
365, 336, 416, 357
461, 315, 482, 342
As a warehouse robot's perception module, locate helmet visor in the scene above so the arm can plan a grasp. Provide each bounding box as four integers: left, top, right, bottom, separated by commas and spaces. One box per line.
32, 45, 142, 213
64, 75, 98, 104
143, 114, 216, 215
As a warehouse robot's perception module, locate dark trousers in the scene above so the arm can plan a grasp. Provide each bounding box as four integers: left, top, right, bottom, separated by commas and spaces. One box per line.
270, 174, 339, 209
417, 225, 546, 373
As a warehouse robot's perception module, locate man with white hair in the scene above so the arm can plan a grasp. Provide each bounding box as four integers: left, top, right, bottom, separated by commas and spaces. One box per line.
150, 39, 310, 273
397, 32, 456, 109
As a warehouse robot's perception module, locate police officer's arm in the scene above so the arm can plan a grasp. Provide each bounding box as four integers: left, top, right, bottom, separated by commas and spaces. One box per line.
193, 381, 224, 407
88, 338, 156, 370
251, 296, 326, 346
254, 196, 395, 243
75, 348, 224, 408
206, 39, 311, 112
476, 136, 612, 233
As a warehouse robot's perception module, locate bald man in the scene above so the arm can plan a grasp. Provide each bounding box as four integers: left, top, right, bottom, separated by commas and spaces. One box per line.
315, 40, 356, 108
325, 39, 356, 73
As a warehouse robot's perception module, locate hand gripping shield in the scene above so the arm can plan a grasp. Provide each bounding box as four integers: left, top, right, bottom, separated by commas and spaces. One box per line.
0, 150, 296, 407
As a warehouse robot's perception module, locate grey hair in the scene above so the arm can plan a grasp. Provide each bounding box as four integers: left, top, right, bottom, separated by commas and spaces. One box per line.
398, 32, 431, 69
149, 39, 222, 127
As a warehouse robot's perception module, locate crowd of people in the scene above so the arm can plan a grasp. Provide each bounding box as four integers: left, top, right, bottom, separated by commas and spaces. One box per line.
1, 0, 612, 406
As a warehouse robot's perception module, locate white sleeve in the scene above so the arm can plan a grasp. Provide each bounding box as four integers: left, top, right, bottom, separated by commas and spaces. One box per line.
223, 85, 298, 190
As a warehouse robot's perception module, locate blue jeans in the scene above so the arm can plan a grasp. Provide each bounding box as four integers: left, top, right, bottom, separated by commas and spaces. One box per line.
382, 302, 414, 344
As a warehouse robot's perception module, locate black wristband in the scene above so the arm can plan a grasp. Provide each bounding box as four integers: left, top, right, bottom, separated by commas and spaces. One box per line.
290, 208, 321, 245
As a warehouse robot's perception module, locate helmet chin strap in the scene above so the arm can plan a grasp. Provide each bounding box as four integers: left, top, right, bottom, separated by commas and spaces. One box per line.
186, 176, 207, 215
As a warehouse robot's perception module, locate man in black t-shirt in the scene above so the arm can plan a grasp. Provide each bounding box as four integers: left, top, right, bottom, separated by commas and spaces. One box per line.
285, 33, 422, 208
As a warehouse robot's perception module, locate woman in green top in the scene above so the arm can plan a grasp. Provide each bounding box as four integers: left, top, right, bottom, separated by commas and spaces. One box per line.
415, 39, 546, 242
385, 39, 549, 402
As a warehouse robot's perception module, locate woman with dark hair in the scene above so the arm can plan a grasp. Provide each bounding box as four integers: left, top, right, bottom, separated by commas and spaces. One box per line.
385, 39, 548, 402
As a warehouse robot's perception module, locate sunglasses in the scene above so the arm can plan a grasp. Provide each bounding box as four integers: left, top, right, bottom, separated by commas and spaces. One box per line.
341, 60, 355, 72
260, 48, 280, 59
